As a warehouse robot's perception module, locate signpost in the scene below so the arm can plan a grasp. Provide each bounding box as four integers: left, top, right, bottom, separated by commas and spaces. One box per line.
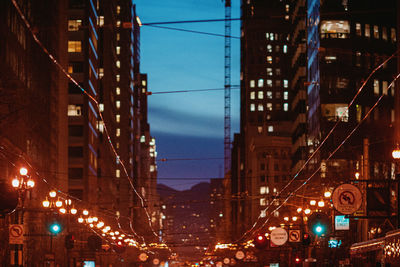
332, 183, 362, 214
288, 230, 301, 242
9, 224, 23, 245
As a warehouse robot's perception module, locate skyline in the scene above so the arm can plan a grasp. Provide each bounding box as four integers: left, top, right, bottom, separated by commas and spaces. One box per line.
135, 0, 241, 190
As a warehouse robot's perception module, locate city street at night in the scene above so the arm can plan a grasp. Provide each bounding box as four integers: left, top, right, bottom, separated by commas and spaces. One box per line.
1, 0, 400, 266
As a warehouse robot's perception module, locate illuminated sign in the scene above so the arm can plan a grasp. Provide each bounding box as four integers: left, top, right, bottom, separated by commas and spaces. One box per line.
335, 215, 350, 230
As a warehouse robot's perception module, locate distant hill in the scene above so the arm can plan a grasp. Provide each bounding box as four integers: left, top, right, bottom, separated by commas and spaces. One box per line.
157, 183, 178, 198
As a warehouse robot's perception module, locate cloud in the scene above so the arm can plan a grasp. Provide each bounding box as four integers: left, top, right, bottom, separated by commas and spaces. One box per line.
149, 105, 224, 138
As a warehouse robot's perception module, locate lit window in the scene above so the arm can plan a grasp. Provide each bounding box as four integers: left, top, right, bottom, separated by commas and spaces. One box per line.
116, 33, 120, 41
116, 5, 121, 14
267, 103, 272, 111
258, 79, 264, 87
68, 20, 82, 31
355, 23, 361, 36
98, 16, 104, 27
116, 46, 121, 55
320, 20, 350, 38
373, 79, 379, 95
283, 103, 289, 111
99, 103, 104, 112
283, 45, 287, 53
68, 105, 82, 116
116, 114, 120, 122
365, 24, 370, 37
269, 33, 274, 41
116, 60, 120, 68
258, 91, 264, 99
285, 4, 289, 12
260, 198, 266, 206
142, 80, 147, 86
382, 81, 388, 95
99, 68, 104, 78
261, 210, 266, 218
116, 169, 120, 178
283, 91, 289, 100
373, 25, 379, 39
116, 100, 121, 109
267, 80, 273, 87
97, 121, 104, 133
116, 20, 121, 27
267, 68, 273, 76
250, 103, 255, 111
250, 91, 255, 99
382, 27, 387, 40
68, 66, 73, 73
150, 165, 155, 172
285, 15, 289, 20
258, 104, 264, 111
260, 186, 266, 194
68, 41, 82, 52
140, 136, 146, 143
267, 44, 272, 53
267, 91, 273, 99
116, 75, 120, 82
391, 28, 396, 42
116, 87, 121, 95
267, 56, 272, 64
283, 79, 289, 88
268, 126, 273, 132
116, 128, 120, 137
250, 80, 255, 88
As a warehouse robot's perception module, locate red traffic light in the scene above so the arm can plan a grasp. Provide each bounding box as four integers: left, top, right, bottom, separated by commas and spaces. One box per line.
295, 257, 301, 263
253, 233, 268, 249
65, 233, 75, 249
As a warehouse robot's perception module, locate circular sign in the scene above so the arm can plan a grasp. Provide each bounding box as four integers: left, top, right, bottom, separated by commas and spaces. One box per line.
332, 183, 362, 214
235, 250, 245, 260
270, 228, 288, 246
139, 253, 148, 262
153, 258, 160, 265
223, 258, 230, 265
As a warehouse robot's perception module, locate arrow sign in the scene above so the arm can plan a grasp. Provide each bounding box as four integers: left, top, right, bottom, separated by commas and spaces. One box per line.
9, 224, 24, 244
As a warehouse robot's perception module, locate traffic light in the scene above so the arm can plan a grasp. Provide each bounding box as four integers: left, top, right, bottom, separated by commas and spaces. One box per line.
48, 221, 63, 235
302, 232, 311, 246
307, 212, 330, 236
65, 233, 75, 249
253, 233, 268, 249
294, 256, 302, 266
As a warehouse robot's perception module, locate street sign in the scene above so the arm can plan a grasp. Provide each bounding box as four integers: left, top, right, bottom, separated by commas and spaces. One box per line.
9, 224, 24, 244
139, 253, 148, 262
335, 215, 350, 230
235, 250, 245, 260
288, 230, 301, 242
270, 228, 288, 246
332, 183, 362, 214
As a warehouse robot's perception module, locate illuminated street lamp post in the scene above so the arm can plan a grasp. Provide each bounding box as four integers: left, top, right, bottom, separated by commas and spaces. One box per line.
392, 149, 400, 228
11, 167, 35, 267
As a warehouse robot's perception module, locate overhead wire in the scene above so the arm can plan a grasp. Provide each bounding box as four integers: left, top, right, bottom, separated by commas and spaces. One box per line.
143, 24, 240, 39
149, 85, 240, 95
11, 0, 159, 239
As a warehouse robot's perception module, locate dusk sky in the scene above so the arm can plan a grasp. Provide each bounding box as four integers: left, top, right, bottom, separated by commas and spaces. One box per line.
135, 0, 241, 190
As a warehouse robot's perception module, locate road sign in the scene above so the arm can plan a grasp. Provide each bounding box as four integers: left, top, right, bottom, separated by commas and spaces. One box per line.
139, 253, 148, 262
289, 230, 301, 242
9, 224, 23, 244
335, 215, 350, 230
235, 250, 245, 260
271, 228, 288, 246
332, 183, 362, 214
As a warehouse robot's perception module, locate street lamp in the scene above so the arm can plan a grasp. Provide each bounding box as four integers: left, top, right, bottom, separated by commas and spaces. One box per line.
11, 167, 35, 267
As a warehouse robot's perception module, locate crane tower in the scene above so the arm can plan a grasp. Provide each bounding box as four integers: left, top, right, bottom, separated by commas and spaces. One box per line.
223, 0, 231, 175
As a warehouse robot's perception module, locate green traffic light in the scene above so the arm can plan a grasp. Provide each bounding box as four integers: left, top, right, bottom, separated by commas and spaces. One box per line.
49, 222, 62, 235
314, 224, 325, 235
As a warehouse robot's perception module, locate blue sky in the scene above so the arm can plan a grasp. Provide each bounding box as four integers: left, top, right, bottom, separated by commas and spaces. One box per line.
134, 0, 241, 190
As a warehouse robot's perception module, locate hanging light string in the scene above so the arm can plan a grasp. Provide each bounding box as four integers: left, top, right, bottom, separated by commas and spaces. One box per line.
10, 0, 159, 238
0, 146, 146, 243
236, 52, 398, 242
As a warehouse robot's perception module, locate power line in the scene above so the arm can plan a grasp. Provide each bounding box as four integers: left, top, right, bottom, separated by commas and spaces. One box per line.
143, 24, 240, 39
149, 86, 239, 95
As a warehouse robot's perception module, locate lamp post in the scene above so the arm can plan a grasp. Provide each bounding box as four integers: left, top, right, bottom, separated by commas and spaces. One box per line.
392, 149, 400, 228
11, 167, 35, 267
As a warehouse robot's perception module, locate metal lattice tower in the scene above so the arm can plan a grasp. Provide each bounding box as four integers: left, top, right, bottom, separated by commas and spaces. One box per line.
224, 0, 231, 175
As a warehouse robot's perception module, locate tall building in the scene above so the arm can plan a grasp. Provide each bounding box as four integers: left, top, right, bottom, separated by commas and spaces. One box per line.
0, 0, 69, 264
231, 0, 293, 239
